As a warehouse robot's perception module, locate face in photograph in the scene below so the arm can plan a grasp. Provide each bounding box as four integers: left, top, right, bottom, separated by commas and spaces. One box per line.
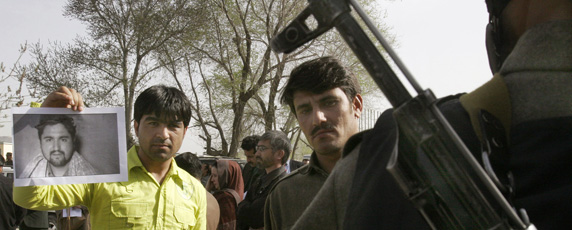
135, 115, 187, 162
293, 87, 362, 156
40, 123, 75, 167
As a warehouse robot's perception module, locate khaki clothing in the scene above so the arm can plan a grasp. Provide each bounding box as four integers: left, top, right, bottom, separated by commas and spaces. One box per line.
290, 139, 361, 230
264, 152, 329, 230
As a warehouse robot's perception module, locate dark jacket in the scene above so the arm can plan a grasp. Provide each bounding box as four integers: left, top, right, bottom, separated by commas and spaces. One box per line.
237, 166, 287, 230
0, 174, 27, 230
242, 163, 263, 193
344, 20, 572, 230
285, 160, 304, 173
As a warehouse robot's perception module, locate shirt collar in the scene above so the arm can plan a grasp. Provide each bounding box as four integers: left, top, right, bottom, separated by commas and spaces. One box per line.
127, 146, 181, 179
127, 146, 144, 171
262, 166, 286, 185
297, 152, 329, 177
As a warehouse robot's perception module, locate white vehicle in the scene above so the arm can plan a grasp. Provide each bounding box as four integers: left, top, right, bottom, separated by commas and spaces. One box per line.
2, 166, 14, 179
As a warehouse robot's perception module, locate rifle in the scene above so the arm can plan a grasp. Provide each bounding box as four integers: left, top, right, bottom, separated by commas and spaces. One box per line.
271, 0, 536, 229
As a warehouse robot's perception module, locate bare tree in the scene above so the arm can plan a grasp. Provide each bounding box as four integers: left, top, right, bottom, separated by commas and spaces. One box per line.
16, 0, 389, 157
20, 0, 208, 147
171, 0, 388, 157
0, 43, 32, 127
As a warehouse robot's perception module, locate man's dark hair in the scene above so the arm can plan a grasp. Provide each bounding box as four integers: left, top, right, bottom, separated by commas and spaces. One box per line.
35, 114, 77, 141
485, 0, 510, 17
241, 135, 261, 151
281, 56, 361, 115
174, 152, 202, 179
134, 85, 192, 127
260, 130, 291, 165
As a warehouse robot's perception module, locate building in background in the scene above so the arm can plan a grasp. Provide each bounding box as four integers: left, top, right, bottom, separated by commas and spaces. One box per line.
0, 136, 12, 160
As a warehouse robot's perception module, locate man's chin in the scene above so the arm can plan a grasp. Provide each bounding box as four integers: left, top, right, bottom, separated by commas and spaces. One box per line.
150, 152, 173, 162
49, 159, 70, 167
314, 143, 343, 156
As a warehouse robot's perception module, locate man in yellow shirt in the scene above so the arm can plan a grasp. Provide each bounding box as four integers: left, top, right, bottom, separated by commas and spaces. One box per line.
14, 85, 207, 229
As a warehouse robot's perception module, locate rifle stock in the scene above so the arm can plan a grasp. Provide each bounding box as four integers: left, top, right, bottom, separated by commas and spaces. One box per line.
271, 0, 535, 229
389, 90, 516, 229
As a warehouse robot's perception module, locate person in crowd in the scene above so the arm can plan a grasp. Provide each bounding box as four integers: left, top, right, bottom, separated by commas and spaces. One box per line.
294, 0, 572, 229
5, 152, 13, 166
237, 130, 290, 230
283, 158, 304, 174
0, 157, 27, 229
14, 85, 207, 229
301, 155, 310, 165
56, 206, 90, 230
176, 152, 221, 230
240, 135, 262, 195
20, 114, 97, 178
18, 211, 49, 230
264, 56, 363, 230
206, 160, 244, 230
200, 162, 211, 186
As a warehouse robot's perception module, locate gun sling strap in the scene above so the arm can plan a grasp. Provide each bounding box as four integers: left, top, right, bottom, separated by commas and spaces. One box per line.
459, 73, 515, 200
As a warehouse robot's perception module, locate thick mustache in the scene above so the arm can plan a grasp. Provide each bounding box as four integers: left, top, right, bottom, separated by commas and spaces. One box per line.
152, 138, 172, 146
50, 151, 65, 155
311, 123, 334, 136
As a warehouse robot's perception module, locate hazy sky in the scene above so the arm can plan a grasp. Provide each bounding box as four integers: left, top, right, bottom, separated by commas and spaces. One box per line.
0, 0, 492, 154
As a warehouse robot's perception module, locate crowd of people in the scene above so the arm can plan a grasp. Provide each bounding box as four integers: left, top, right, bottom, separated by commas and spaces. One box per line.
1, 0, 571, 229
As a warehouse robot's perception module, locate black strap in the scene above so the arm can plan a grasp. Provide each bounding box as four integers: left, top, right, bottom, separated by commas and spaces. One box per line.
478, 110, 513, 198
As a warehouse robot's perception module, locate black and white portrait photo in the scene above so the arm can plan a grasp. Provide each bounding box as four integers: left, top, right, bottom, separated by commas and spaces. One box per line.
12, 107, 128, 186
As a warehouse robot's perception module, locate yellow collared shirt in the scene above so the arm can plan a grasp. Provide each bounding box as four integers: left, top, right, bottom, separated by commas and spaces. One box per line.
14, 146, 207, 230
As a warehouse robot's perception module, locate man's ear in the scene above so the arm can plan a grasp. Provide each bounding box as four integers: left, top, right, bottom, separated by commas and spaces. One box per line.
275, 149, 285, 162
134, 121, 140, 138
352, 94, 364, 118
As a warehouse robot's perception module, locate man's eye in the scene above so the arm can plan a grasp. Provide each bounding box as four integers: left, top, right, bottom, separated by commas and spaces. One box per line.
61, 138, 69, 142
324, 100, 338, 107
298, 108, 310, 115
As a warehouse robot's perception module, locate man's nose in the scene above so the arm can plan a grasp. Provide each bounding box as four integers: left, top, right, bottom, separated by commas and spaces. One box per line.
311, 109, 327, 126
156, 125, 170, 139
53, 140, 61, 151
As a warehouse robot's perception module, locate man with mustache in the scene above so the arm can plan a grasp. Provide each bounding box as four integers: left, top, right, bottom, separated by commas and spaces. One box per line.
264, 57, 363, 230
237, 130, 290, 230
21, 114, 97, 178
293, 0, 572, 229
15, 85, 207, 229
